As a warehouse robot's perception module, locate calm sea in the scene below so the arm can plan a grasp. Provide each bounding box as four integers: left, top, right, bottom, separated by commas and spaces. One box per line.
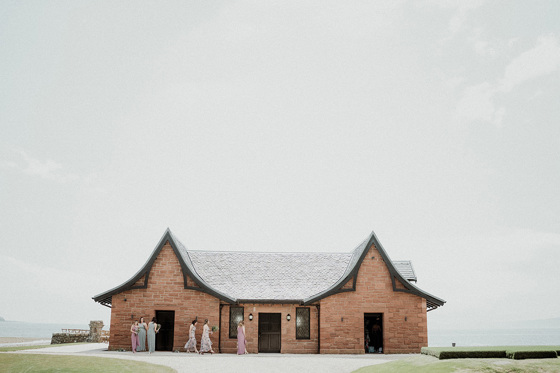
0, 321, 90, 339
429, 328, 560, 347
1, 321, 559, 347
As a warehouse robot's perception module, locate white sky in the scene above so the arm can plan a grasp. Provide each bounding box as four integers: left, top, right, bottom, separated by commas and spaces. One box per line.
1, 1, 559, 330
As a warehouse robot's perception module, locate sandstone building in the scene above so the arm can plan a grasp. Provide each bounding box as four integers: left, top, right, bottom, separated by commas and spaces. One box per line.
93, 229, 445, 354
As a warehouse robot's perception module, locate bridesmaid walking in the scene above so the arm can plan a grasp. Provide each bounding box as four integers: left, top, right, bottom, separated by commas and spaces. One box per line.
237, 320, 248, 355
147, 317, 160, 354
130, 321, 139, 353
184, 319, 198, 353
137, 317, 148, 352
199, 319, 214, 354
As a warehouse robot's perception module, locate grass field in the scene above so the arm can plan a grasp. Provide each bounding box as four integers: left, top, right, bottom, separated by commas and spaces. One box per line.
0, 343, 89, 352
353, 354, 560, 373
0, 354, 175, 373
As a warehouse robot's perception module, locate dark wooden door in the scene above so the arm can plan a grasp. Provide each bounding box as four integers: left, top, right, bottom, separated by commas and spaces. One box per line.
258, 313, 281, 352
155, 310, 175, 351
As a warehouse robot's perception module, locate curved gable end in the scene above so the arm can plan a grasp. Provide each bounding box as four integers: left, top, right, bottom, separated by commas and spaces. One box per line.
92, 229, 235, 307
93, 228, 444, 311
303, 232, 374, 304
370, 231, 446, 311
303, 231, 445, 310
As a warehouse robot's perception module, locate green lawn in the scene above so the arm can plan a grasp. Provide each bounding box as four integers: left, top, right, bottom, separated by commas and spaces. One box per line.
0, 343, 89, 352
0, 354, 175, 373
353, 354, 560, 373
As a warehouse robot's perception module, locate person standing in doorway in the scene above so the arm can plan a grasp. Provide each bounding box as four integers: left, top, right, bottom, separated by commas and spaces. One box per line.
372, 321, 382, 353
237, 320, 247, 354
137, 317, 148, 352
184, 319, 198, 353
364, 319, 371, 353
199, 319, 214, 354
130, 321, 139, 353
147, 317, 160, 354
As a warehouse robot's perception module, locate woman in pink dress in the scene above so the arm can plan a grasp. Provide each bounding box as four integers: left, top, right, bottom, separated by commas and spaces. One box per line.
237, 320, 247, 354
130, 321, 140, 353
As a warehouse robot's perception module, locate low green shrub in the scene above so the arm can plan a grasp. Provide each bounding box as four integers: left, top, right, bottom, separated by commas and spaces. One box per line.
506, 350, 558, 360
422, 347, 506, 359
438, 350, 506, 359
422, 346, 560, 360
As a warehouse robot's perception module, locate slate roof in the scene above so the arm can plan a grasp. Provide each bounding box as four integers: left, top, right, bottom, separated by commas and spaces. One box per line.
188, 251, 351, 301
93, 229, 445, 310
393, 261, 417, 282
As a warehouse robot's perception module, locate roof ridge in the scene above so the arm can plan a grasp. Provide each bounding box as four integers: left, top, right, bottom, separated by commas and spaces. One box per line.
188, 249, 351, 254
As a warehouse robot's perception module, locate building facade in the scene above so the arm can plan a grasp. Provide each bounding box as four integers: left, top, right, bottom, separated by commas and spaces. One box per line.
93, 229, 445, 354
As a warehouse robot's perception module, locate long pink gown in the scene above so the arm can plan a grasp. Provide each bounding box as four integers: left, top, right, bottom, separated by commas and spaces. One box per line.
131, 325, 139, 352
237, 326, 247, 354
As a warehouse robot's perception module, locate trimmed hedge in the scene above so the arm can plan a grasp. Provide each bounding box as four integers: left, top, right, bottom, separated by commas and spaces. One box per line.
422, 346, 560, 360
506, 350, 558, 360
438, 350, 507, 359
422, 347, 506, 359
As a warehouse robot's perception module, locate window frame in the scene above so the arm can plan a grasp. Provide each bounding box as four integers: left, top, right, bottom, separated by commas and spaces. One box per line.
229, 306, 244, 338
295, 307, 310, 340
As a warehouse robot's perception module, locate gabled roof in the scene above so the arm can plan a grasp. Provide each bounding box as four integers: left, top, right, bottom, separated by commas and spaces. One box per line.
93, 229, 445, 310
92, 229, 236, 307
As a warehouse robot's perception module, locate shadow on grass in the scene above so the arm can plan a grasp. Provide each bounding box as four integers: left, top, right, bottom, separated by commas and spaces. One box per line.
0, 342, 91, 352
0, 354, 175, 373
352, 355, 560, 373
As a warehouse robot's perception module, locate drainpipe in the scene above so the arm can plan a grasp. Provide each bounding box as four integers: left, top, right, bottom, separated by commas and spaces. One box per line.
219, 304, 224, 353
317, 304, 321, 354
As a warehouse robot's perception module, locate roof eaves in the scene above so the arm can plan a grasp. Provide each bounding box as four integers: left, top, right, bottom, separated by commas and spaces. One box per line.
303, 231, 375, 305
93, 228, 236, 306
303, 230, 446, 309
371, 231, 446, 308
92, 228, 173, 305
236, 299, 304, 304
167, 230, 236, 304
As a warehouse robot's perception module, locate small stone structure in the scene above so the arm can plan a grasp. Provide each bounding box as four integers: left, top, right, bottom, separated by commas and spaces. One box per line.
51, 320, 106, 344
87, 320, 104, 342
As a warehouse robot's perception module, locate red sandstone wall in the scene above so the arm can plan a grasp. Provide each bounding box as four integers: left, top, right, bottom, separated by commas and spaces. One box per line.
319, 243, 428, 354
109, 242, 220, 351
219, 303, 319, 354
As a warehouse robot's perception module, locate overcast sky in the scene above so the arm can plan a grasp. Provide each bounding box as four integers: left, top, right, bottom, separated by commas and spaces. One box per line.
1, 1, 559, 330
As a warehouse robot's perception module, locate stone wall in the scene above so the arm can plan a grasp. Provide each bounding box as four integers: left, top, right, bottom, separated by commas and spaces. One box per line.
51, 320, 105, 344
51, 333, 89, 344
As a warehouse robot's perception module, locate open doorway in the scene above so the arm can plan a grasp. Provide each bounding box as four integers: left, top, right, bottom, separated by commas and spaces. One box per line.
364, 313, 383, 353
155, 310, 175, 351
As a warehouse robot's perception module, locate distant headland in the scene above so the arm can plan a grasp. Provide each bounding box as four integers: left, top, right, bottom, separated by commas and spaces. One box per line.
0, 316, 5, 322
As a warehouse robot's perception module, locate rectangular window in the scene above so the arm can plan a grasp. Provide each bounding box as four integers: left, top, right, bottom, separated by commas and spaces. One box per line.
296, 307, 310, 339
229, 306, 244, 338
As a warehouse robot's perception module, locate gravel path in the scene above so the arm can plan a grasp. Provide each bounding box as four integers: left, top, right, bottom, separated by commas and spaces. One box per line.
10, 343, 411, 373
